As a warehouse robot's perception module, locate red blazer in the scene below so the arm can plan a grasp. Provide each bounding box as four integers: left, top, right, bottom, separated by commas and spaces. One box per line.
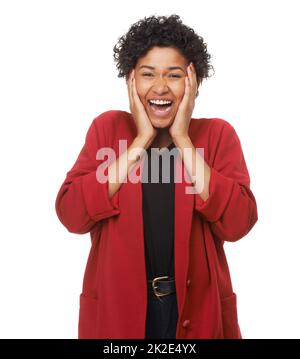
55, 110, 258, 339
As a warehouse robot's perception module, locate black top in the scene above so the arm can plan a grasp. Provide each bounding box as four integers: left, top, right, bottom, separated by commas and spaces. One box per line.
141, 142, 178, 280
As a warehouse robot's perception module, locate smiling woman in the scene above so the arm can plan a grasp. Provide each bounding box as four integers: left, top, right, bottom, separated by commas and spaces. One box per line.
113, 14, 213, 150
135, 47, 188, 127
55, 14, 258, 339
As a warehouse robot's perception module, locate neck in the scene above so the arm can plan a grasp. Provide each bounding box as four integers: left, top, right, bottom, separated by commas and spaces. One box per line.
150, 128, 173, 149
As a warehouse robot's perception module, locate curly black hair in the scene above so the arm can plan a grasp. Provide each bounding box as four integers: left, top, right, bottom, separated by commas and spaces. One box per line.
113, 14, 214, 86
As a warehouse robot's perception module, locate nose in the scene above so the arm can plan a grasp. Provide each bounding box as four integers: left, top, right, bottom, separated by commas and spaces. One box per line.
152, 76, 169, 95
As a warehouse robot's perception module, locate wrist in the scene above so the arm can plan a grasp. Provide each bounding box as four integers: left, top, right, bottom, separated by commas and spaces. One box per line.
170, 133, 190, 146
133, 135, 153, 150
135, 131, 156, 147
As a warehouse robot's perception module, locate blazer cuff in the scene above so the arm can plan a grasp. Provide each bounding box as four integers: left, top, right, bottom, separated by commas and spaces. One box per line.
194, 167, 235, 222
81, 171, 120, 222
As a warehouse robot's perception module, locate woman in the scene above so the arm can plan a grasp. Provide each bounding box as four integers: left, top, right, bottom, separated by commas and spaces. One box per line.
55, 14, 258, 339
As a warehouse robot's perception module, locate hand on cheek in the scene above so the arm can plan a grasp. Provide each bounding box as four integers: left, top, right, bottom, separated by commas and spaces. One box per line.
127, 69, 157, 142
169, 62, 198, 139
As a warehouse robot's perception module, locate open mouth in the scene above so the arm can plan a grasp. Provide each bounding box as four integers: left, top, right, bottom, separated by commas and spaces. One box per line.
147, 99, 174, 118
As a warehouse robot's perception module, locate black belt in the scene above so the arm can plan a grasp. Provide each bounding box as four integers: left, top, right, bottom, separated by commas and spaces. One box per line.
147, 276, 176, 298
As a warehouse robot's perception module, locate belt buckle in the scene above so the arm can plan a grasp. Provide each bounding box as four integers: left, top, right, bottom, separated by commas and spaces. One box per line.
152, 276, 169, 297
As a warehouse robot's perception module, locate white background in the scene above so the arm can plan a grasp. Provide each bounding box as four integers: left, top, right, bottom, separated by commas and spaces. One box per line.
0, 0, 299, 338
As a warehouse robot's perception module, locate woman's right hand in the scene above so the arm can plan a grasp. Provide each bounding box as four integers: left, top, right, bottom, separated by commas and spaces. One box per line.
127, 69, 157, 144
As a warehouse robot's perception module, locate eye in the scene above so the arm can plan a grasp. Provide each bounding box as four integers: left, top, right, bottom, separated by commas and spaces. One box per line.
141, 73, 181, 78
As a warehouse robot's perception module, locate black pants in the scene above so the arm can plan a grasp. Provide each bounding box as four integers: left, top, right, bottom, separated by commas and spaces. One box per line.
145, 291, 179, 339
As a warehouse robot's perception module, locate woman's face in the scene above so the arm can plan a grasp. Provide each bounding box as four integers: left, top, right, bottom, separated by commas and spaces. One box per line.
133, 46, 190, 129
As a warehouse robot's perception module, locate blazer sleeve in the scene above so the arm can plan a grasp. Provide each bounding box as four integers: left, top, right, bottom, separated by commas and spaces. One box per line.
55, 115, 120, 234
194, 121, 258, 242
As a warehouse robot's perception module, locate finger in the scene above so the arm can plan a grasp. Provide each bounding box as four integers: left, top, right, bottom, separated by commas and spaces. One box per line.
126, 70, 132, 95
132, 76, 143, 108
127, 84, 133, 111
127, 70, 134, 110
130, 71, 134, 105
191, 63, 198, 86
180, 75, 190, 104
190, 63, 198, 93
185, 73, 191, 97
187, 64, 196, 88
188, 63, 198, 97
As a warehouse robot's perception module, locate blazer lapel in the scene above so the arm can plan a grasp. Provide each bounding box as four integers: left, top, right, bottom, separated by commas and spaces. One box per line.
174, 152, 194, 310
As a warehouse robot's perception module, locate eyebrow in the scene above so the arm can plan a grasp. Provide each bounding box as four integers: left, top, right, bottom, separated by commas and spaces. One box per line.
138, 65, 185, 73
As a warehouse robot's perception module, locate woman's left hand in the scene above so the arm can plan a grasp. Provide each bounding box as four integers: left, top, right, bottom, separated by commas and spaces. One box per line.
169, 62, 198, 139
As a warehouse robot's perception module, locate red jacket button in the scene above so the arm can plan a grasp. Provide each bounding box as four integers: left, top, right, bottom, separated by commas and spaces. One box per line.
182, 319, 190, 328
186, 279, 191, 287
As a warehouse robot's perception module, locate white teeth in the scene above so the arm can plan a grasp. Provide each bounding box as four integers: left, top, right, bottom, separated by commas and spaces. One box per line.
149, 99, 172, 105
